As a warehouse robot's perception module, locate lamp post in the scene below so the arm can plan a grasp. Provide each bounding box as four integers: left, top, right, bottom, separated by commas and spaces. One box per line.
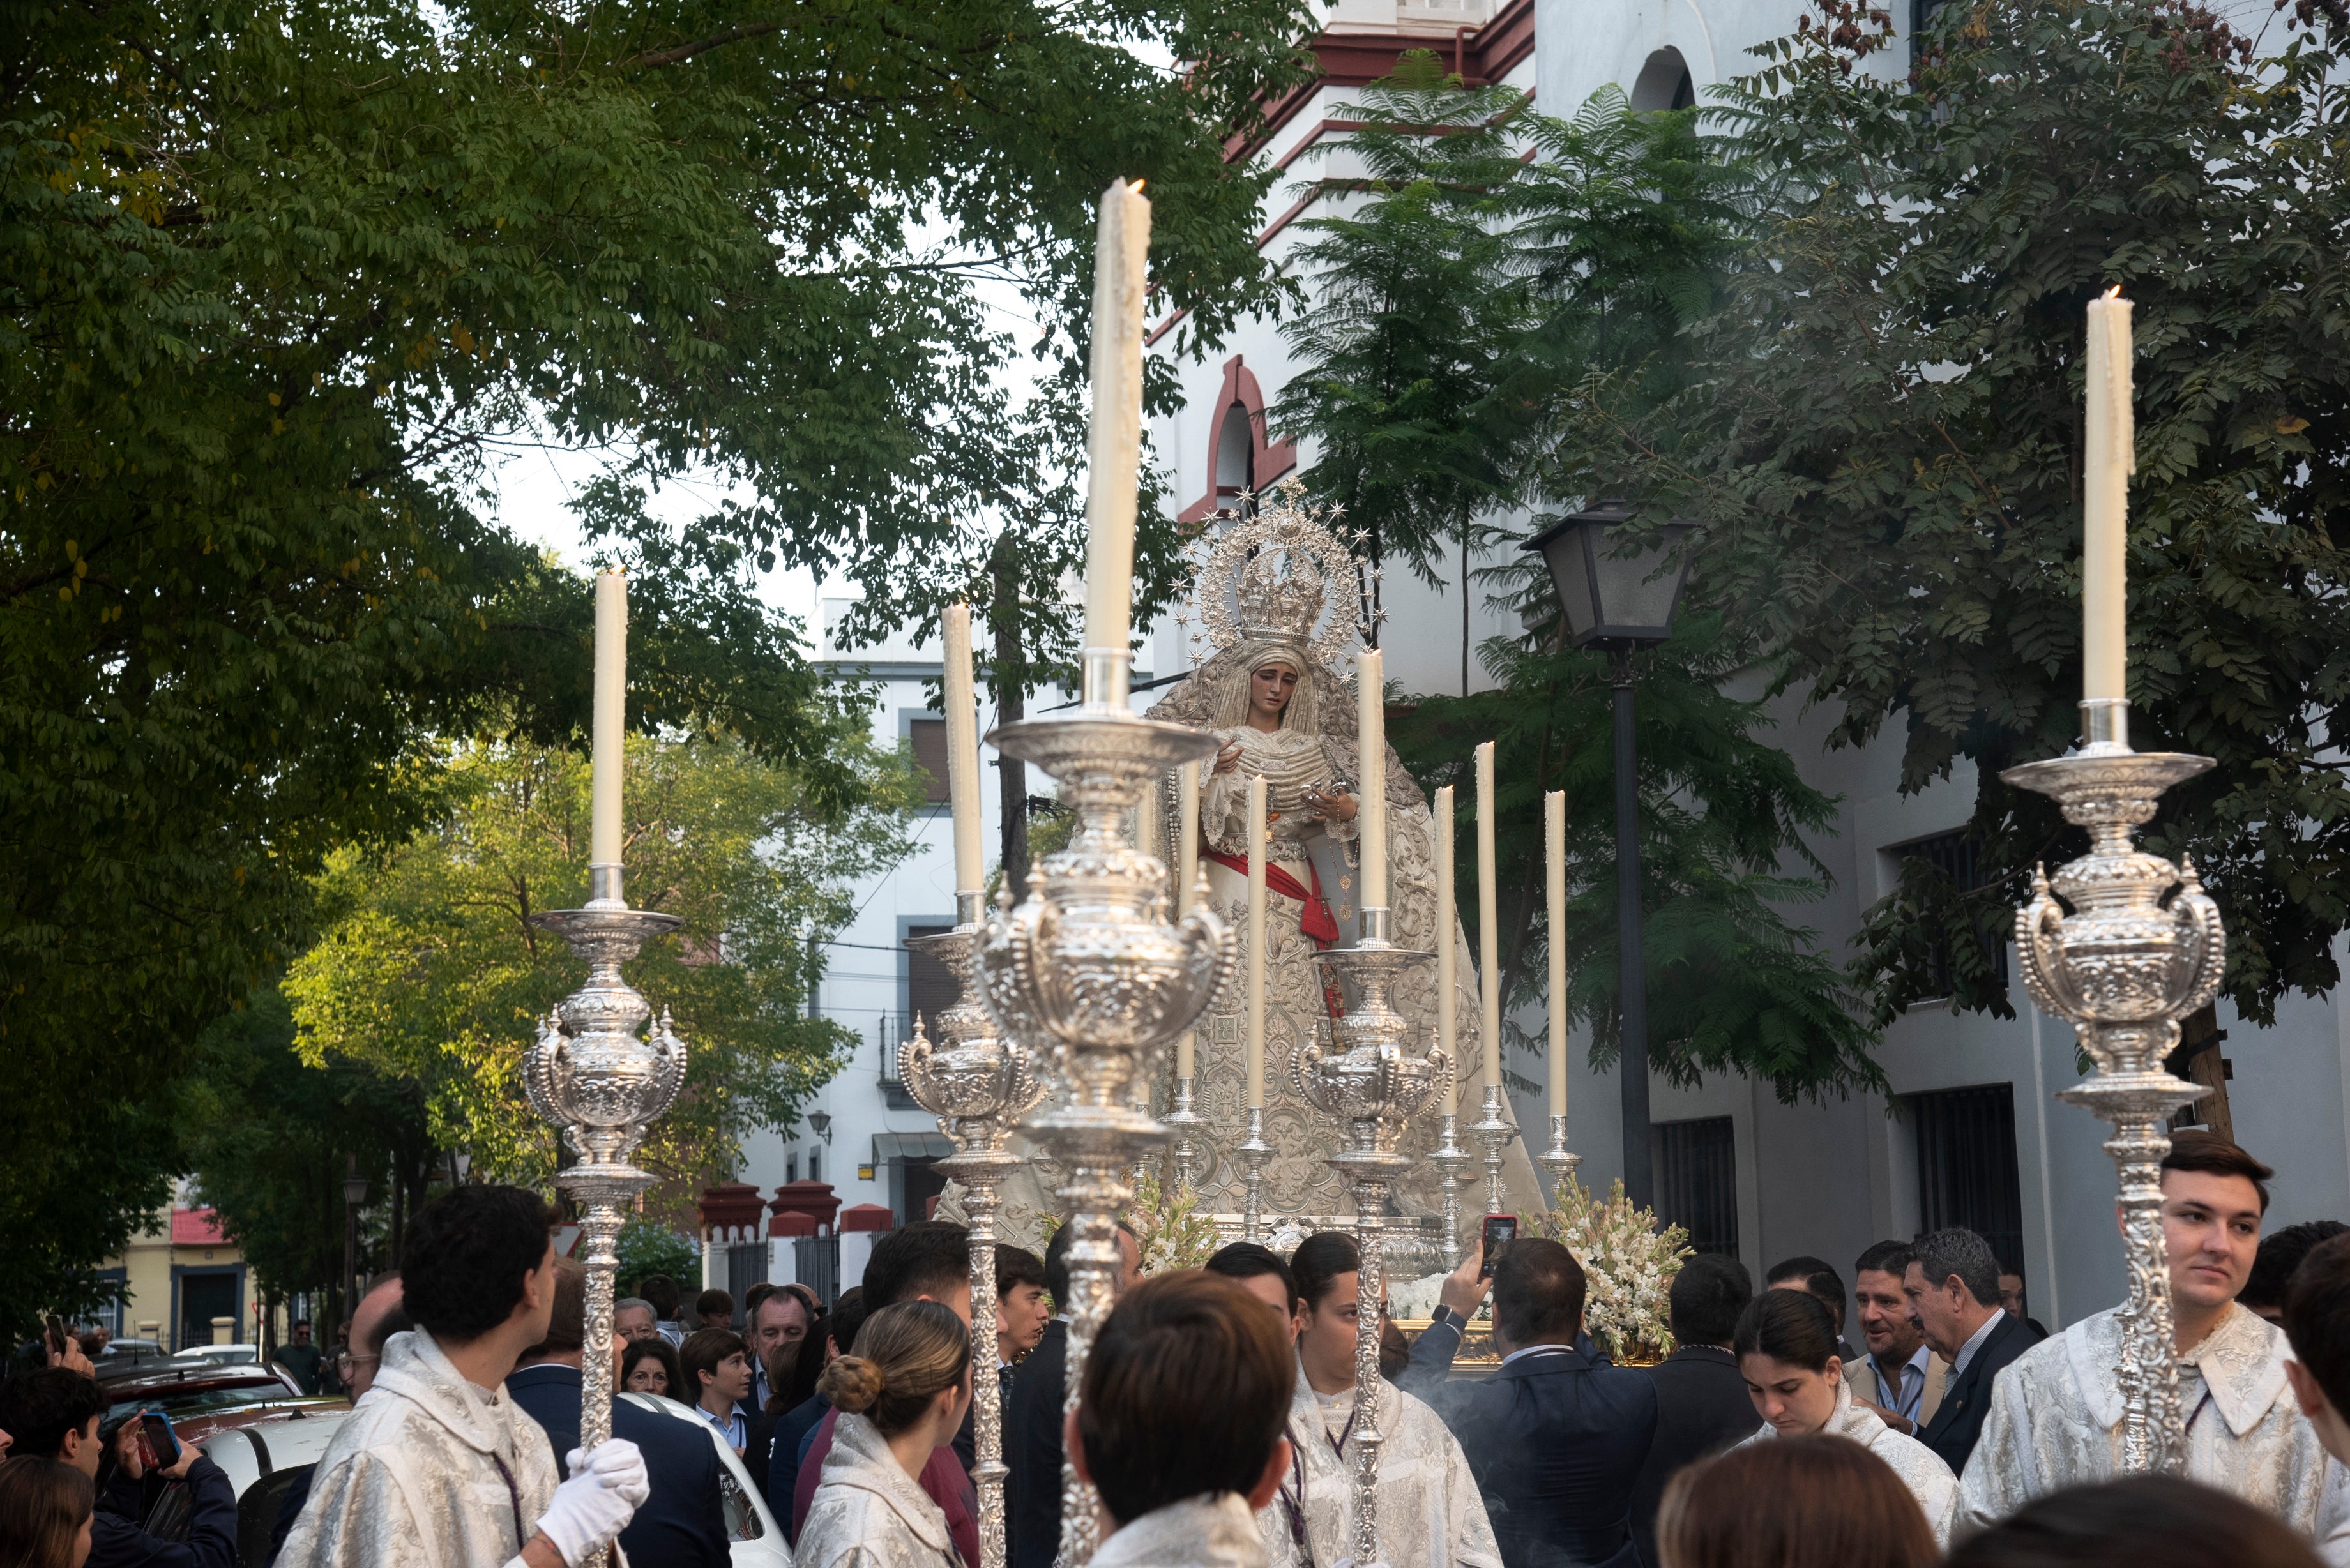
1521, 501, 1696, 1210
341, 1157, 368, 1329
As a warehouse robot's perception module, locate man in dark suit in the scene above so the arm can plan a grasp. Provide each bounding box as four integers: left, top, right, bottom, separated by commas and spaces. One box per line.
507, 1260, 732, 1568
1628, 1254, 1757, 1568
1400, 1237, 1660, 1568
1904, 1226, 2039, 1476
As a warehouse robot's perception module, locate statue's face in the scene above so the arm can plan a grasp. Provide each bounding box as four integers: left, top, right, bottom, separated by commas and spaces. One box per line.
1250, 661, 1300, 718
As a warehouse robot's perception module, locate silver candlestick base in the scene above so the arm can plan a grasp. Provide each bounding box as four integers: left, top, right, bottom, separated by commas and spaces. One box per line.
898, 889, 1047, 1568
1163, 1074, 1206, 1192
524, 899, 687, 1568
977, 647, 1234, 1568
1297, 909, 1445, 1568
2005, 700, 2224, 1475
1535, 1114, 1582, 1202
1465, 1082, 1517, 1216
1238, 1108, 1273, 1243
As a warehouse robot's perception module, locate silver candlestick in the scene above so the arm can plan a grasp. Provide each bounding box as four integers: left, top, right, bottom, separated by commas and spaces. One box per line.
1296, 906, 1446, 1568
978, 648, 1235, 1568
1238, 1108, 1274, 1243
1536, 1115, 1582, 1201
1163, 1069, 1206, 1191
1466, 1082, 1517, 1215
899, 889, 1048, 1568
1428, 1063, 1472, 1267
2006, 699, 2224, 1475
524, 868, 686, 1568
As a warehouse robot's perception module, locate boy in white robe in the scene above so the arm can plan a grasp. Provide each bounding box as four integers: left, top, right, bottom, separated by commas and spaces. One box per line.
2283, 1232, 2350, 1563
1958, 1133, 2344, 1536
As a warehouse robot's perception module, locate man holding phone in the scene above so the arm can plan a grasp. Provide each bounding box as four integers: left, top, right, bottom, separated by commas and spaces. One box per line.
0, 1366, 237, 1568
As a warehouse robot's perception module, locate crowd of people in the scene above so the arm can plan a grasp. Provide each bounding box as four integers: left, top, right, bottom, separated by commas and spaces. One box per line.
6, 1127, 2350, 1568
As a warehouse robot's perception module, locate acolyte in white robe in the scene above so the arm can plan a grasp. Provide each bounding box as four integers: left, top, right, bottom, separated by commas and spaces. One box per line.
796, 1412, 964, 1568
1958, 1302, 2347, 1535
278, 1329, 561, 1568
1737, 1378, 1960, 1545
1102, 1493, 1270, 1568
1257, 1369, 1501, 1568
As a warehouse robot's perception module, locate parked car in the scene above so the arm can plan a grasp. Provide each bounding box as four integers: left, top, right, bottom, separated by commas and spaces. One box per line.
91, 1339, 171, 1382
190, 1389, 786, 1567
100, 1363, 306, 1429
171, 1343, 266, 1368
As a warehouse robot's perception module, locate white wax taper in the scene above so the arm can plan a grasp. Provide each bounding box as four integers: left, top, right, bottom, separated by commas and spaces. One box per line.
942, 603, 984, 894
1247, 773, 1268, 1110
591, 570, 627, 871
1081, 179, 1151, 657
1357, 648, 1387, 913
2084, 290, 2134, 703
1436, 785, 1458, 1109
1477, 741, 1500, 1087
1546, 789, 1567, 1120
1176, 760, 1201, 1081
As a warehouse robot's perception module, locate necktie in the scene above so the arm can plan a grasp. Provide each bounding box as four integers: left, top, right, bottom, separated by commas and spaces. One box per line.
1000, 1364, 1016, 1399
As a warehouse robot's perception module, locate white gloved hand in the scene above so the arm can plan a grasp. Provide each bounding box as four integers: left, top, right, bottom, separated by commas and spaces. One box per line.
534, 1438, 650, 1565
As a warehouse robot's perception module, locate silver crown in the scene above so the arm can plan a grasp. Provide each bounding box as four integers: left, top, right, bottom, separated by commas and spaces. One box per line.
1187, 480, 1368, 666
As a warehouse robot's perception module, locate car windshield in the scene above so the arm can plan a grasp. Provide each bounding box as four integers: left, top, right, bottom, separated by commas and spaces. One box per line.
107, 1382, 291, 1424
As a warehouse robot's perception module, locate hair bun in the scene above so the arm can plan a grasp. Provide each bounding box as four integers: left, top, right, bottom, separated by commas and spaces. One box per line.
818, 1354, 886, 1413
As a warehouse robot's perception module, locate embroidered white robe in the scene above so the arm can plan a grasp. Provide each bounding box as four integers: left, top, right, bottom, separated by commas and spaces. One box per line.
1738, 1378, 1960, 1544
1257, 1371, 1501, 1568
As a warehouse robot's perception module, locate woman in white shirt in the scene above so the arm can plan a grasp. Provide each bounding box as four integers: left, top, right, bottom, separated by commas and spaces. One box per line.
1735, 1288, 1960, 1545
796, 1300, 971, 1568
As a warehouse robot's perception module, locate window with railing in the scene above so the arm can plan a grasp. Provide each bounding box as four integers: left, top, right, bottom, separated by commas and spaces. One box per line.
1913, 1083, 2026, 1276
1653, 1117, 1740, 1258
1891, 828, 2009, 996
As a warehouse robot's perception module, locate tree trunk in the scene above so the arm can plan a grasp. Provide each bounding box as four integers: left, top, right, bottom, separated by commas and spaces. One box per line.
992, 541, 1029, 891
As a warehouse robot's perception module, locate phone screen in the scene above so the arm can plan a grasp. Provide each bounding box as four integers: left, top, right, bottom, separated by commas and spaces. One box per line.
1480, 1214, 1518, 1279
140, 1412, 179, 1473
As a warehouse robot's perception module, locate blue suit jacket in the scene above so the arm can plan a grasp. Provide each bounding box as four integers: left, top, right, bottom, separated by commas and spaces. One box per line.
1916, 1311, 2040, 1478
1400, 1320, 1659, 1568
505, 1361, 733, 1568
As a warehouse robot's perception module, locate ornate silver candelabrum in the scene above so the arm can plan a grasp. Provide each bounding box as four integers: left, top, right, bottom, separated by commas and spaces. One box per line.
898, 890, 1048, 1568
1162, 1059, 1205, 1191
1465, 1082, 1517, 1216
524, 870, 686, 1568
977, 650, 1235, 1568
1295, 908, 1446, 1568
1536, 1115, 1582, 1201
1429, 1066, 1471, 1267
1238, 1107, 1274, 1243
2005, 702, 2224, 1475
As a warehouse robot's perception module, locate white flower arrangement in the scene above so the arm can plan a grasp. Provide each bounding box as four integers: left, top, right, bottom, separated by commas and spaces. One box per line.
1125, 1170, 1222, 1275
1524, 1176, 1693, 1364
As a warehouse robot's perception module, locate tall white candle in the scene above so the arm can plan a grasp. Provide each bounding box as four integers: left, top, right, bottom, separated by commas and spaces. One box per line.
942, 603, 984, 894
1436, 785, 1458, 1108
591, 569, 627, 873
1546, 790, 1567, 1120
1476, 741, 1500, 1089
1247, 773, 1268, 1110
1176, 761, 1201, 1082
1082, 179, 1151, 656
2084, 290, 2134, 703
1357, 648, 1387, 913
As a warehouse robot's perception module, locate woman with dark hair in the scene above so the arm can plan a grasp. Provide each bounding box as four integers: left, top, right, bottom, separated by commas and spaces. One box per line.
1732, 1289, 1957, 1543
621, 1337, 685, 1401
1267, 1232, 1498, 1568
1657, 1433, 1936, 1568
796, 1300, 973, 1568
1944, 1474, 2323, 1568
0, 1456, 97, 1568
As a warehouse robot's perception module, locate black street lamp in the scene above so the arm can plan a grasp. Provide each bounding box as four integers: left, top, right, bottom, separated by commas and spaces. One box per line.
342, 1156, 369, 1332
1522, 500, 1697, 1210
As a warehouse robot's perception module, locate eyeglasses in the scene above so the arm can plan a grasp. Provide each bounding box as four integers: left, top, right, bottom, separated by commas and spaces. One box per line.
335, 1352, 379, 1375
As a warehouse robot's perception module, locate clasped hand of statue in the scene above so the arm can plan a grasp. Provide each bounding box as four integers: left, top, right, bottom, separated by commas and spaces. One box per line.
1210, 744, 1358, 822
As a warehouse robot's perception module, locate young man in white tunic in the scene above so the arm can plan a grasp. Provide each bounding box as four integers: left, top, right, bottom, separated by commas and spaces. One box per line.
1260, 1233, 1500, 1568
280, 1185, 649, 1568
1959, 1132, 2346, 1534
1071, 1272, 1299, 1568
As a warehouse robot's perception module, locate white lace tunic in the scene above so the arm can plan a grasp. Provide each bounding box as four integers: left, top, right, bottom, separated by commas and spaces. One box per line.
1738, 1378, 1959, 1545
1257, 1369, 1502, 1568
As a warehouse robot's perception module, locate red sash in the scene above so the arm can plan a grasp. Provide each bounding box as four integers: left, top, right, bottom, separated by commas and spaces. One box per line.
1203, 850, 1342, 947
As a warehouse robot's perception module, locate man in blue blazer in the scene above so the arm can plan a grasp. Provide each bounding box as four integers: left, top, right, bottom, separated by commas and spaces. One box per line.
1400, 1237, 1660, 1568
508, 1260, 733, 1568
1902, 1226, 2040, 1477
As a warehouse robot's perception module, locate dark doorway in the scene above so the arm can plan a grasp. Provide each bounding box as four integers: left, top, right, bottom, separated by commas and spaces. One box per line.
179, 1272, 237, 1350
1913, 1083, 2026, 1274
1653, 1117, 1740, 1258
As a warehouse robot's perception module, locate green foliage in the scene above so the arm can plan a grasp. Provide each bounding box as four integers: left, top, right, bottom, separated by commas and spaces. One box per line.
285, 734, 915, 1191
1572, 0, 2350, 1025
617, 1219, 701, 1300
1395, 614, 1881, 1101
179, 989, 438, 1302
3, 0, 1305, 1328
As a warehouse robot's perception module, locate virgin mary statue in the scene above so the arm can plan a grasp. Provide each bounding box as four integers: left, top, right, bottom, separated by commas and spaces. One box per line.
1145, 486, 1543, 1231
